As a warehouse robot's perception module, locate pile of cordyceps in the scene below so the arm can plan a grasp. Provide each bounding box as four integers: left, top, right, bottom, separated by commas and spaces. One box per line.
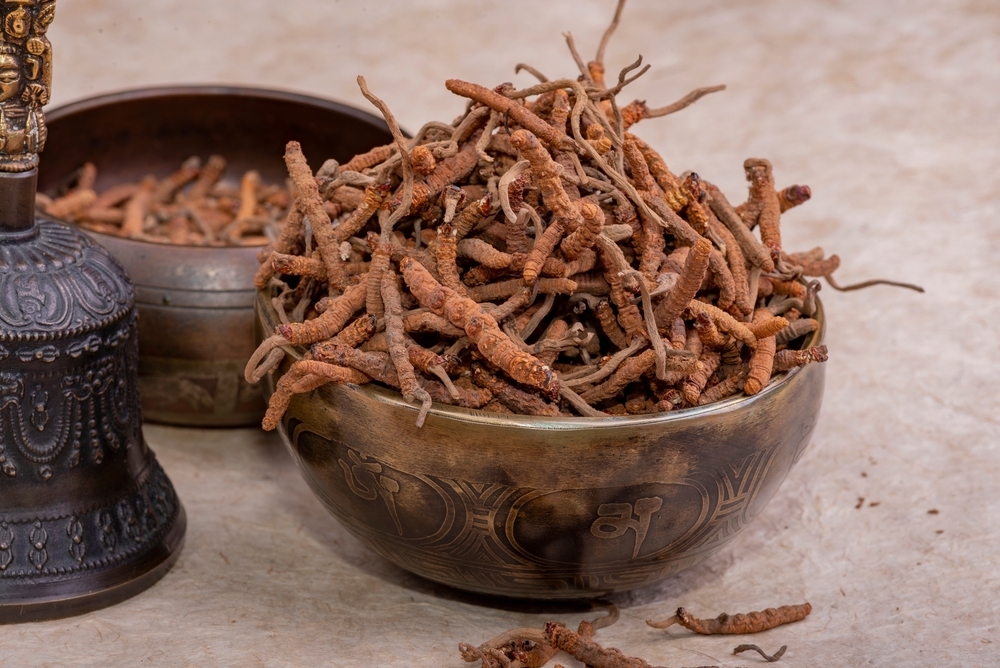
39, 156, 292, 246
458, 600, 811, 668
245, 1, 914, 430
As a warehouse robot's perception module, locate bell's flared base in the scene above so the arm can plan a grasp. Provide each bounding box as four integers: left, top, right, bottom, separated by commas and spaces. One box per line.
0, 455, 186, 624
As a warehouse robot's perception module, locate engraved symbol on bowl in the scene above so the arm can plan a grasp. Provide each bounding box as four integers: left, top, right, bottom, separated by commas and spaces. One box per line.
507, 481, 709, 566
590, 496, 664, 559
338, 449, 403, 536
293, 428, 451, 543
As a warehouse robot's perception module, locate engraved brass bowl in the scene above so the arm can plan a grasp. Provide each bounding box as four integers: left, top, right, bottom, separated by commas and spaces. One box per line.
256, 291, 826, 600
37, 86, 392, 426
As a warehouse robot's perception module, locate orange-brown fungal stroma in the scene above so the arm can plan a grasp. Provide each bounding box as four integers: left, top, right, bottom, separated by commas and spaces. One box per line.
241, 2, 886, 430
400, 257, 556, 396
647, 602, 812, 635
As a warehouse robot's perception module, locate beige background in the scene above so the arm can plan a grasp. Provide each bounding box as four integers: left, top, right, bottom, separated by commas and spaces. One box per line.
3, 0, 998, 665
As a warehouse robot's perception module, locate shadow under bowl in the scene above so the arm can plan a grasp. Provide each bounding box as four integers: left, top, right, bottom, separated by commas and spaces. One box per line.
38, 86, 393, 426
256, 290, 826, 600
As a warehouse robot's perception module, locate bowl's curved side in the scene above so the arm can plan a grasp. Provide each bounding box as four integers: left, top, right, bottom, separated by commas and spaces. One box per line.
92, 234, 265, 427
257, 292, 826, 599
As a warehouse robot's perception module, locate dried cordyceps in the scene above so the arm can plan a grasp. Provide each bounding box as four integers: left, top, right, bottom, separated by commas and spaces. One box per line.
741, 158, 782, 253
646, 602, 812, 635
777, 184, 811, 212
744, 310, 778, 396
775, 317, 819, 345
42, 155, 295, 246
400, 257, 556, 396
459, 605, 672, 668
262, 360, 369, 431
445, 80, 574, 153
773, 345, 828, 372
246, 0, 923, 428
653, 237, 712, 327
471, 364, 560, 416
697, 367, 747, 406
705, 182, 774, 273
544, 621, 659, 668
681, 351, 720, 405
734, 644, 788, 662
285, 141, 348, 293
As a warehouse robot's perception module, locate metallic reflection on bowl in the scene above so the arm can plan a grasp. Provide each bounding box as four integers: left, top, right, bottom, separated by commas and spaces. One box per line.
256, 290, 826, 600
38, 86, 393, 426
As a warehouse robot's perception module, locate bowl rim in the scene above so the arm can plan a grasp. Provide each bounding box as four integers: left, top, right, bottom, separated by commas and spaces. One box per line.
71, 223, 265, 257
42, 84, 394, 253
257, 288, 826, 431
45, 83, 392, 132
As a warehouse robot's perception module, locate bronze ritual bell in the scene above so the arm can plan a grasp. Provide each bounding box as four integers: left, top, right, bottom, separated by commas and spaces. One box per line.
0, 1, 185, 623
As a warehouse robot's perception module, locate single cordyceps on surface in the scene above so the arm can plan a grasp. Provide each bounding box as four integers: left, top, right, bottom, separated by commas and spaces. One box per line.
246, 0, 920, 429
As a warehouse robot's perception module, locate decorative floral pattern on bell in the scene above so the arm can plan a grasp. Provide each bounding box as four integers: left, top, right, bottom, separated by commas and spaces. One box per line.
0, 217, 133, 341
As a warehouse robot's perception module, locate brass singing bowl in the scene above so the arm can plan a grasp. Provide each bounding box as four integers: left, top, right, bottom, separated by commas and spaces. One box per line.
38, 87, 393, 427
256, 291, 826, 600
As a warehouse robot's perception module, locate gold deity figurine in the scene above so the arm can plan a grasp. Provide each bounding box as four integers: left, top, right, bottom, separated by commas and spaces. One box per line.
0, 0, 54, 172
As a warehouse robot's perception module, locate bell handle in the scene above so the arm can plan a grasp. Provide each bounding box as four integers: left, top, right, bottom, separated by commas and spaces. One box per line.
0, 0, 56, 235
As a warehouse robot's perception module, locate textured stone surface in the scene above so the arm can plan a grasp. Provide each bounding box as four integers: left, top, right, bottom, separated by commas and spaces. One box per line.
3, 0, 996, 665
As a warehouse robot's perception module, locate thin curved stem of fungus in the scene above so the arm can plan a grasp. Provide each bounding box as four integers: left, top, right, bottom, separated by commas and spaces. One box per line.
562, 31, 592, 83
825, 272, 924, 293
514, 62, 549, 83
595, 0, 627, 67
643, 85, 727, 118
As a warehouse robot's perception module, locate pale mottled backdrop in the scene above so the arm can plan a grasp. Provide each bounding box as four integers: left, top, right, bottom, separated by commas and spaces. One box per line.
3, 0, 997, 666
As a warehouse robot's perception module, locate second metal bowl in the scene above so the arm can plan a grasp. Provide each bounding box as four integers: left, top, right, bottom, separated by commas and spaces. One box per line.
38, 86, 393, 426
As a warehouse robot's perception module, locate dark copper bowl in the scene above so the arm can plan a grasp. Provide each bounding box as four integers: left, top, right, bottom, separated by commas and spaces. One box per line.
256, 291, 826, 600
38, 87, 392, 426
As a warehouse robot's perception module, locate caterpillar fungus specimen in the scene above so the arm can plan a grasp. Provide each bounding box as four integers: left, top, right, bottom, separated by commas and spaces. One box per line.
646, 602, 812, 635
